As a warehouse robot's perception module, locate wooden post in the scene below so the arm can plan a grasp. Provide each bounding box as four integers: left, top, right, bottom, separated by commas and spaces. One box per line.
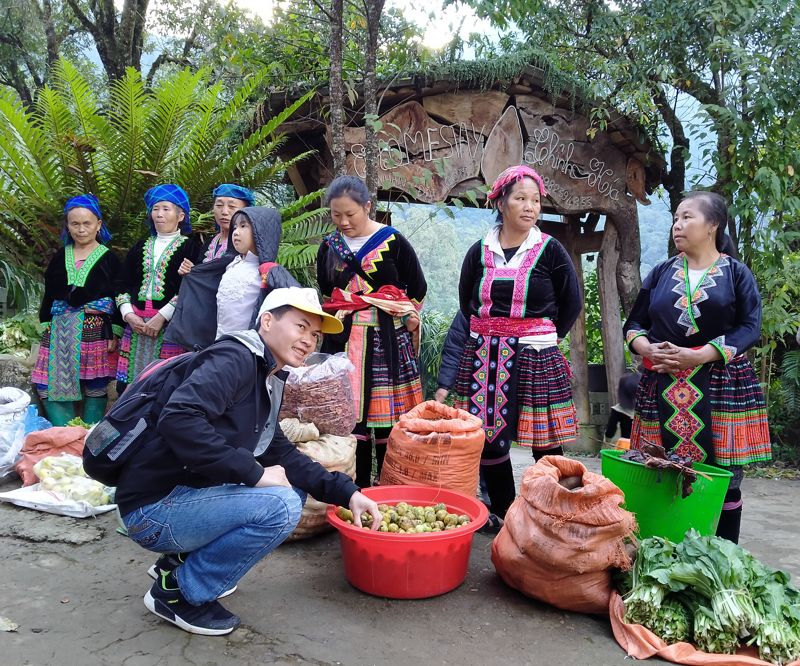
597, 218, 626, 405
566, 216, 590, 425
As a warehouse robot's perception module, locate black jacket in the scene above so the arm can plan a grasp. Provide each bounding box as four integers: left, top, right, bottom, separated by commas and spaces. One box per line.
40, 246, 123, 333
437, 310, 469, 390
114, 330, 359, 516
165, 207, 298, 349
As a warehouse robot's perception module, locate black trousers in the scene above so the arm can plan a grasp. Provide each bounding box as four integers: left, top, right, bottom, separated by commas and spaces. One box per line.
353, 423, 391, 488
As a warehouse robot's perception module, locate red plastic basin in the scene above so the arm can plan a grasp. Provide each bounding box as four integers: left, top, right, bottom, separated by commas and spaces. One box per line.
326, 485, 489, 599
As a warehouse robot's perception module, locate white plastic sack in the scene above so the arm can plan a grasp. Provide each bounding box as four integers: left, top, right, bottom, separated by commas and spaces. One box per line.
0, 484, 116, 518
0, 387, 31, 477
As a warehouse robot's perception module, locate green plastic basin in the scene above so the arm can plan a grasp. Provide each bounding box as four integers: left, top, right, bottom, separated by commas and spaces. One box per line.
600, 449, 733, 543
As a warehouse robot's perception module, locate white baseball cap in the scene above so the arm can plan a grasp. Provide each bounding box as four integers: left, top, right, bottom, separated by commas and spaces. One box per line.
257, 287, 343, 334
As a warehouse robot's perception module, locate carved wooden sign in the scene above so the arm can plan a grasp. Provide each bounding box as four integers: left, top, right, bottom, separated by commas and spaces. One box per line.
330, 91, 644, 211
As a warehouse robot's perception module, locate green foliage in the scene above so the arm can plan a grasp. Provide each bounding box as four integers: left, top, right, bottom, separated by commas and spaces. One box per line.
0, 256, 43, 312
0, 311, 42, 355
780, 351, 800, 413
419, 309, 456, 400
582, 266, 603, 364
0, 58, 318, 273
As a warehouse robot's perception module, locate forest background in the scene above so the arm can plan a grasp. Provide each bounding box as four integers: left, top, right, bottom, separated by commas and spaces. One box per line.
0, 0, 797, 460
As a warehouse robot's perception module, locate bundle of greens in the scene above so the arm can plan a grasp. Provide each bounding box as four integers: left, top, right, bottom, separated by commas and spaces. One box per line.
648, 595, 693, 644
620, 530, 800, 664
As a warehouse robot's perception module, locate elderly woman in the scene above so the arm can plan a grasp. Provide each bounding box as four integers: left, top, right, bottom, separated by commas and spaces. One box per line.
437, 165, 581, 525
316, 175, 427, 488
623, 191, 771, 543
178, 184, 255, 275
32, 194, 121, 425
115, 184, 200, 392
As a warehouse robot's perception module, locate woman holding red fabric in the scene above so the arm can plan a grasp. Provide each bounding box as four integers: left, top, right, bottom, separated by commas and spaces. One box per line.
316, 176, 427, 488
437, 165, 581, 525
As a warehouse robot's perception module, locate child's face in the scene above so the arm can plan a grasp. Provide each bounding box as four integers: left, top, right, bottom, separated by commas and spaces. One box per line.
231, 215, 255, 255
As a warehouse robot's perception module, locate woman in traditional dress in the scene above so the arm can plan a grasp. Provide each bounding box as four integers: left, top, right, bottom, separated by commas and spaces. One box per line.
178, 183, 255, 275
437, 165, 581, 525
623, 191, 771, 543
32, 194, 121, 425
115, 184, 200, 392
316, 176, 427, 488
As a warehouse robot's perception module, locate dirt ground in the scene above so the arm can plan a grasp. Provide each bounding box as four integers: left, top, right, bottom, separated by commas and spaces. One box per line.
1, 449, 798, 666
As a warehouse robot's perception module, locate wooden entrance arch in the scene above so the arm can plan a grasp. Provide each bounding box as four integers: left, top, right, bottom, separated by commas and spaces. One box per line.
260, 65, 665, 444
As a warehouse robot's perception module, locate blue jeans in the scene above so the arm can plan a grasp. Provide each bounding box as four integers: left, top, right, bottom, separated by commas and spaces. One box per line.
122, 484, 305, 605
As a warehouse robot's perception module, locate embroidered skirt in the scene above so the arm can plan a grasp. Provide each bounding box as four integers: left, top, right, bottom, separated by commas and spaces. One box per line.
454, 336, 577, 463
631, 356, 771, 466
32, 312, 117, 400
346, 309, 423, 429
116, 305, 186, 385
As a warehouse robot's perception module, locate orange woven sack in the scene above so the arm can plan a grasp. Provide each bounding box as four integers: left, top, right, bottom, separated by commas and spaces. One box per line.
15, 426, 88, 486
491, 456, 637, 614
379, 401, 483, 496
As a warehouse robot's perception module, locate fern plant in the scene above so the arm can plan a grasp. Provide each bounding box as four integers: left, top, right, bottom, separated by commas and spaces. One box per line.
0, 58, 321, 282
781, 350, 800, 413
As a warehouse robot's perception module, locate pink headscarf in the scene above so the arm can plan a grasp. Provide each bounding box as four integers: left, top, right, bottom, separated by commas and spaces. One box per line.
486, 165, 548, 205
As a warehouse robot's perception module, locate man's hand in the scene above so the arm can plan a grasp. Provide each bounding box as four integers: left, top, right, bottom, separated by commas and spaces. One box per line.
349, 491, 381, 530
434, 387, 449, 403
178, 258, 194, 276
142, 312, 166, 338
255, 465, 292, 488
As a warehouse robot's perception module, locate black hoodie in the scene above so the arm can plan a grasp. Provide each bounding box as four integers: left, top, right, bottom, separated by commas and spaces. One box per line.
114, 329, 359, 516
165, 206, 299, 350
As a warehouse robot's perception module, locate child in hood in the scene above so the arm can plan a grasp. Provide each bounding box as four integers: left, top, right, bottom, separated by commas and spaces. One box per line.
165, 207, 299, 350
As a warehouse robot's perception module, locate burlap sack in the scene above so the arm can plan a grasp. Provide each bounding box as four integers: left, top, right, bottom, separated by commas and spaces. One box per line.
281, 418, 356, 541
491, 456, 637, 614
379, 401, 483, 496
15, 426, 88, 486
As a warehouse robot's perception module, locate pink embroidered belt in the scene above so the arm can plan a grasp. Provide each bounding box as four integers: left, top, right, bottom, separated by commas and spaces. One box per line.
470, 316, 556, 338
133, 301, 161, 319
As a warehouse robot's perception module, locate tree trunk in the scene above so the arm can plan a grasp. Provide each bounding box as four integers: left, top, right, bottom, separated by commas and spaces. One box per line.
328, 0, 346, 178
64, 0, 149, 80
608, 207, 642, 316
652, 84, 688, 217
37, 0, 60, 70
652, 84, 688, 258
362, 0, 385, 205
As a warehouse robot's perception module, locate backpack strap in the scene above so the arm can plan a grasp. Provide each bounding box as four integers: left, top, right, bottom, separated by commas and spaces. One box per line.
259, 262, 279, 287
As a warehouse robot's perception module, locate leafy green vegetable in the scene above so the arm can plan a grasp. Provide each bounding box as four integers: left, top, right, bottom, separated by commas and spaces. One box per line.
623, 536, 677, 626
0, 312, 41, 354
66, 416, 91, 429
623, 530, 800, 664
648, 595, 693, 644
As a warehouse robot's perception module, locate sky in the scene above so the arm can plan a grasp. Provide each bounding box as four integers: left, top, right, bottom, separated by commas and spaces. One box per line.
232, 0, 490, 49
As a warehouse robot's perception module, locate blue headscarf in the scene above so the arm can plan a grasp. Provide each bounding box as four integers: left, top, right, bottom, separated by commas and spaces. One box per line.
144, 184, 192, 235
212, 183, 255, 206
61, 194, 112, 245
